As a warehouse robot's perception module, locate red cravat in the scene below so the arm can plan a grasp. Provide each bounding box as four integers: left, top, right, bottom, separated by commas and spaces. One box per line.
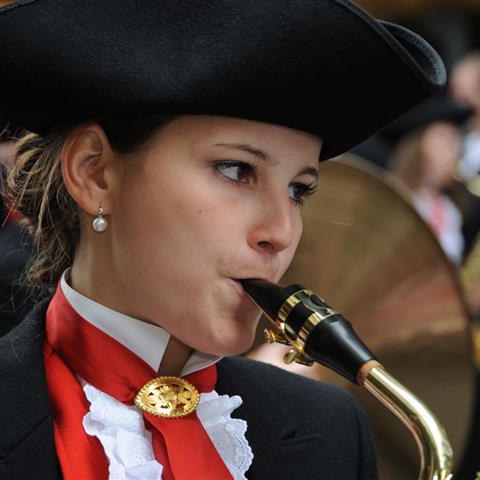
44, 284, 233, 479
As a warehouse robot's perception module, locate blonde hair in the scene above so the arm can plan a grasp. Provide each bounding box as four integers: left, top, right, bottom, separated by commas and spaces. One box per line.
3, 127, 78, 290
2, 114, 176, 291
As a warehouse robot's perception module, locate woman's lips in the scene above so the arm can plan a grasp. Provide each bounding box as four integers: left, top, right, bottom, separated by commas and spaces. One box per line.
227, 278, 264, 313
229, 278, 247, 297
229, 277, 272, 300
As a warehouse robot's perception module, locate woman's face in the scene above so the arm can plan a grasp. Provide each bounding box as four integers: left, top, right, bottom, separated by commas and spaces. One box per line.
102, 116, 322, 356
419, 122, 462, 189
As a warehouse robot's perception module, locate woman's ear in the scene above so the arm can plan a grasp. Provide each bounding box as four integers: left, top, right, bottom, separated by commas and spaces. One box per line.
61, 123, 117, 216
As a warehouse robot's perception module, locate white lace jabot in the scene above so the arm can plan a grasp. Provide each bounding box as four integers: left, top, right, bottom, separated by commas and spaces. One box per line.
60, 271, 253, 479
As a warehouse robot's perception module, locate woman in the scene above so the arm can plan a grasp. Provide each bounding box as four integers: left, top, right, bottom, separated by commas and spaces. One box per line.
389, 96, 472, 264
0, 1, 445, 479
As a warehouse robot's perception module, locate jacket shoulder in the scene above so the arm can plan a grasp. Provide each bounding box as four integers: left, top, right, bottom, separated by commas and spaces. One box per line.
0, 301, 60, 480
219, 355, 362, 415
217, 356, 378, 480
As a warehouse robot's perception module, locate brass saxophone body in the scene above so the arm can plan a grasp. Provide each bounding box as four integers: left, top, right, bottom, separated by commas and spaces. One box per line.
242, 279, 453, 480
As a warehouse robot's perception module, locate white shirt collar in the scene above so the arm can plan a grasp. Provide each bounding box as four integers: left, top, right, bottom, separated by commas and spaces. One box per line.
60, 271, 220, 375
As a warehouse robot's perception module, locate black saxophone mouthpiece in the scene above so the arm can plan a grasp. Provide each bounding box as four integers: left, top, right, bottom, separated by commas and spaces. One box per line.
240, 278, 376, 384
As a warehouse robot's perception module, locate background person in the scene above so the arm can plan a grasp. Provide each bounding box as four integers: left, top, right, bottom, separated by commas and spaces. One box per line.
388, 96, 472, 264
449, 53, 480, 252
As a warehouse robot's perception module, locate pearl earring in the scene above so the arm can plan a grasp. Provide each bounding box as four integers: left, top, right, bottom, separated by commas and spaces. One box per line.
92, 206, 108, 232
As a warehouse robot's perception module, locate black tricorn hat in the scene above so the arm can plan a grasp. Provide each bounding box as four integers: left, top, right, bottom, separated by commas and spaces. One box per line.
0, 0, 445, 160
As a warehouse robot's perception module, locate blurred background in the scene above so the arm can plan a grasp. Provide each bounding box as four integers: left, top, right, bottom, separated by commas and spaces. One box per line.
358, 0, 480, 70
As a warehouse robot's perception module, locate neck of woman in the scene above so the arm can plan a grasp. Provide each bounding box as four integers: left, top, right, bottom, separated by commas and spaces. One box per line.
158, 337, 193, 376
69, 259, 193, 378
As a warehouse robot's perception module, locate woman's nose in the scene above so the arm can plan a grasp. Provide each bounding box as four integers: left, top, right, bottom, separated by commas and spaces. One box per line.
247, 199, 298, 255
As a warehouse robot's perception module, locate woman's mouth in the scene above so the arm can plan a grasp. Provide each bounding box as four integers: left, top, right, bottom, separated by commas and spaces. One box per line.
229, 278, 247, 297
229, 277, 271, 303
227, 278, 264, 315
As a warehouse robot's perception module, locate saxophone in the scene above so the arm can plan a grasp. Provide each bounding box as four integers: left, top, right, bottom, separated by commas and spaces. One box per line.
242, 278, 453, 480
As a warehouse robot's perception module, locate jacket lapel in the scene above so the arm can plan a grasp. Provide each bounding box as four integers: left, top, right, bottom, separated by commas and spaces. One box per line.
0, 301, 61, 479
217, 357, 327, 479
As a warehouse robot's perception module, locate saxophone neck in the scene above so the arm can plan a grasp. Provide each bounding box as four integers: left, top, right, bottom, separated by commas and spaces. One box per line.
361, 362, 453, 480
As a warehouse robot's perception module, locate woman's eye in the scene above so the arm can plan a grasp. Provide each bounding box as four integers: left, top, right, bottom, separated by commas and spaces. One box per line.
289, 182, 318, 205
215, 161, 255, 184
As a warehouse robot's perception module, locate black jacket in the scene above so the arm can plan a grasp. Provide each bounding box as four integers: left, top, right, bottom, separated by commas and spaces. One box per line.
0, 303, 377, 480
0, 220, 34, 336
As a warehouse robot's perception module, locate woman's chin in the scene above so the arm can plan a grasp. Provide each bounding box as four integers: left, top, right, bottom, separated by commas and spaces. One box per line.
203, 328, 258, 357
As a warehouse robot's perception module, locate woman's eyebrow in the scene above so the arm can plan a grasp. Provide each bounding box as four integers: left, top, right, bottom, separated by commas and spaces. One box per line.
297, 166, 319, 180
213, 142, 272, 162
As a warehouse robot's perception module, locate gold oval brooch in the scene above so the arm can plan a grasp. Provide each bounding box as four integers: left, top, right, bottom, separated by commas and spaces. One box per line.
134, 376, 200, 418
